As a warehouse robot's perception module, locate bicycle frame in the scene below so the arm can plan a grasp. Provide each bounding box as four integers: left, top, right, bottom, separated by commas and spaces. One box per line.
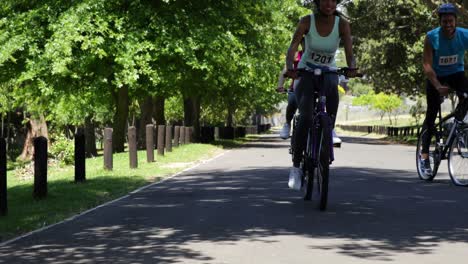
435, 98, 468, 161
306, 93, 334, 165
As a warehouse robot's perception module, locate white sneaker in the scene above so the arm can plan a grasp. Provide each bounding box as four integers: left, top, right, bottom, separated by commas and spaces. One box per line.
288, 167, 302, 190
332, 129, 342, 145
280, 123, 291, 139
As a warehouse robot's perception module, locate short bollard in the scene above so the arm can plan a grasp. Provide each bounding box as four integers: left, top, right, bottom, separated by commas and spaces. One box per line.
214, 127, 220, 140
0, 138, 7, 216
128, 126, 138, 168
180, 126, 186, 145
157, 125, 165, 156
33, 136, 48, 199
104, 128, 113, 170
174, 126, 180, 147
185, 127, 191, 144
165, 126, 172, 152
146, 124, 154, 162
75, 130, 86, 183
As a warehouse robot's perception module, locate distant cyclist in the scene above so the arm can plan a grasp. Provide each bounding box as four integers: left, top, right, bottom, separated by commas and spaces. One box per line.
420, 3, 468, 177
285, 0, 357, 190
278, 49, 303, 139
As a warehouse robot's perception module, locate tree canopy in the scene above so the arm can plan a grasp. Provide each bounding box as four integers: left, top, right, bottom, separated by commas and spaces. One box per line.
0, 0, 307, 154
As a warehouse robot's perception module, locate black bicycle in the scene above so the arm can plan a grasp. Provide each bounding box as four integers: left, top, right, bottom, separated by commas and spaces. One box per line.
292, 67, 361, 210
416, 93, 468, 186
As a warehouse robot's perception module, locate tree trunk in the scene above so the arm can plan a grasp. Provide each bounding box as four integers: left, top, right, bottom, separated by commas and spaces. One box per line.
184, 96, 201, 142
85, 116, 97, 157
18, 114, 49, 161
138, 96, 154, 149
112, 85, 129, 153
227, 104, 234, 127
154, 96, 165, 126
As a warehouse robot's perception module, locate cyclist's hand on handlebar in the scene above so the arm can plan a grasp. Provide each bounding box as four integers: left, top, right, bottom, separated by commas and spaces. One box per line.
346, 68, 358, 78
436, 85, 449, 96
284, 69, 298, 79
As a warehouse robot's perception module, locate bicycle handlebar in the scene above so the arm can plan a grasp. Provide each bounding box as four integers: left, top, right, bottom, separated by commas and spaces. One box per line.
284, 67, 363, 79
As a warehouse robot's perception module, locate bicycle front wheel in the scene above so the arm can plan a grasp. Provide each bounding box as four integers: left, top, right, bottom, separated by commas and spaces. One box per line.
301, 157, 313, 200
315, 115, 330, 211
416, 127, 439, 181
448, 126, 468, 186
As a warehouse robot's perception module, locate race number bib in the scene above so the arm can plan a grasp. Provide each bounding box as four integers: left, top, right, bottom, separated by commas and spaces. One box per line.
439, 55, 458, 66
310, 52, 334, 65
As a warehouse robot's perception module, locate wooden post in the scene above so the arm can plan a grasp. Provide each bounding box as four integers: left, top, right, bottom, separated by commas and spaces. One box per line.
128, 126, 138, 168
74, 130, 86, 183
0, 138, 7, 216
180, 126, 186, 145
214, 127, 220, 140
146, 124, 154, 162
104, 128, 113, 170
185, 126, 191, 144
33, 136, 48, 199
157, 125, 165, 156
174, 126, 180, 147
165, 125, 173, 152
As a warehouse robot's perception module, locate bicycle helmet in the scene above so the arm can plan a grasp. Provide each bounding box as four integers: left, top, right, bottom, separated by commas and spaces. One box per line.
302, 0, 341, 8
313, 0, 342, 6
438, 3, 458, 17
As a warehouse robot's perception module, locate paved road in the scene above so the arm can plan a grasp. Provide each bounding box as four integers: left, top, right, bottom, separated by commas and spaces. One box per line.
1, 134, 468, 263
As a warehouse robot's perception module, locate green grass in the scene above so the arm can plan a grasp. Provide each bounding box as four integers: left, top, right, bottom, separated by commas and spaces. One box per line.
0, 143, 224, 242
336, 127, 419, 145
211, 135, 259, 149
342, 117, 421, 127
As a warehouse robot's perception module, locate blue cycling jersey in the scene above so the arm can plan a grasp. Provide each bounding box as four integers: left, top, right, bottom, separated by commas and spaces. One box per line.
427, 27, 468, 76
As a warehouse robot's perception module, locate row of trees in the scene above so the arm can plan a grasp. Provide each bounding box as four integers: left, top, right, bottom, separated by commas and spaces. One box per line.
0, 0, 307, 160
352, 91, 403, 125
4, 0, 467, 161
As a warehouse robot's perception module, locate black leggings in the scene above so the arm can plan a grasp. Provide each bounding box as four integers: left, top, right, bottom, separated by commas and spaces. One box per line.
293, 71, 339, 167
421, 72, 468, 154
286, 92, 298, 124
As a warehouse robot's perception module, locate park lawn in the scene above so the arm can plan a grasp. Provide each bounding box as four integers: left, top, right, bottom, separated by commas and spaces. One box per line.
342, 116, 420, 127
335, 126, 419, 145
0, 143, 224, 242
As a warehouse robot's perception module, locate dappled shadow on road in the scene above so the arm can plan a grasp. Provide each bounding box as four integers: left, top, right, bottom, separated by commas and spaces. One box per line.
1, 139, 468, 263
243, 134, 394, 149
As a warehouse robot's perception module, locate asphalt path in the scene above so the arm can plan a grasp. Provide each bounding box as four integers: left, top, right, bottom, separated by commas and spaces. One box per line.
1, 134, 468, 263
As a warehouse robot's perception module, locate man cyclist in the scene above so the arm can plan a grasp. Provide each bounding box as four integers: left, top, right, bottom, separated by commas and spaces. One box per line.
285, 0, 357, 190
420, 3, 468, 177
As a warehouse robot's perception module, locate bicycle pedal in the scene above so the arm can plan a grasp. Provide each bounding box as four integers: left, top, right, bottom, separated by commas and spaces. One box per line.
333, 143, 341, 148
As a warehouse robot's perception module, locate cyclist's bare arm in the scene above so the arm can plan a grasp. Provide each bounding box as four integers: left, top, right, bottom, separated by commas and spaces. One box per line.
423, 36, 449, 95
339, 18, 357, 71
277, 66, 287, 92
286, 16, 309, 78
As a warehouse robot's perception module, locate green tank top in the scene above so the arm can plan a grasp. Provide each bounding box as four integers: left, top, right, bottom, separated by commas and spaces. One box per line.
298, 14, 341, 69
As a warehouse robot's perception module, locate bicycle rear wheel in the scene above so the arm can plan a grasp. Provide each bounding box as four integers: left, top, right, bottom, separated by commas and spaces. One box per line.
448, 126, 468, 186
315, 115, 330, 211
416, 127, 440, 181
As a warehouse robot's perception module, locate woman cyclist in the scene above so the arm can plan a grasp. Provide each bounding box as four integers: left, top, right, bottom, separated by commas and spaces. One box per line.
285, 0, 357, 190
278, 49, 303, 139
420, 3, 468, 177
